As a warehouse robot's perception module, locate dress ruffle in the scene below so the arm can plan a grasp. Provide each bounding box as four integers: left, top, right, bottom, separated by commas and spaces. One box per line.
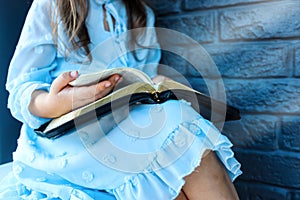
108, 116, 242, 200
0, 101, 241, 200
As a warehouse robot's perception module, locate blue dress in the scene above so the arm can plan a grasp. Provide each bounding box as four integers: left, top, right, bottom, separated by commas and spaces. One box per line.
1, 0, 242, 199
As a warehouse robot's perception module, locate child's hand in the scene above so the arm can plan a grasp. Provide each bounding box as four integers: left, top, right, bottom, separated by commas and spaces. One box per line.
152, 75, 170, 85
29, 71, 121, 118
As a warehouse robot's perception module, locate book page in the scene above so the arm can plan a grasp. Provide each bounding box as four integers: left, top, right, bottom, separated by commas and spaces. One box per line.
158, 80, 240, 121
43, 82, 156, 133
40, 79, 240, 135
69, 67, 153, 87
157, 80, 199, 94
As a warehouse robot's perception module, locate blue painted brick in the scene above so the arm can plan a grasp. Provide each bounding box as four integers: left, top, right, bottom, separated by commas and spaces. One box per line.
235, 150, 300, 188
235, 180, 289, 200
186, 60, 223, 79
184, 0, 267, 10
157, 13, 215, 43
222, 115, 278, 150
205, 43, 290, 78
295, 45, 300, 77
288, 191, 300, 200
280, 118, 300, 152
220, 2, 300, 41
148, 0, 182, 15
159, 51, 188, 76
224, 79, 300, 114
189, 77, 228, 101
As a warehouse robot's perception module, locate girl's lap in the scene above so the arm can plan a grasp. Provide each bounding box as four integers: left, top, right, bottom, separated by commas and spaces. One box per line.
3, 100, 241, 199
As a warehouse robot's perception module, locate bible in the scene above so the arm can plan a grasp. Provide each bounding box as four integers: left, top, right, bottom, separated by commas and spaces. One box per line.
34, 67, 241, 139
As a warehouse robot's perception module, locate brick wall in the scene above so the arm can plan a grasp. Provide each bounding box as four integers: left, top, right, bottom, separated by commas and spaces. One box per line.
150, 0, 300, 199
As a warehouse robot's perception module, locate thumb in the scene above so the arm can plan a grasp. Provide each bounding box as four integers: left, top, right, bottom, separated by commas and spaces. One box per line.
50, 71, 78, 94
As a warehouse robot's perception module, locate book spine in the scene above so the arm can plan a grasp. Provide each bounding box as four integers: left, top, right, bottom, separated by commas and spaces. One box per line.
152, 92, 161, 103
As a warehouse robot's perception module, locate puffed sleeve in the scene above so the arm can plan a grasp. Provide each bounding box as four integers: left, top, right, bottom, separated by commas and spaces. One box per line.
6, 0, 57, 128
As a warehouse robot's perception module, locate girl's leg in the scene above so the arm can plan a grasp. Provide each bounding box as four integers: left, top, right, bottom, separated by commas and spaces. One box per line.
182, 151, 239, 200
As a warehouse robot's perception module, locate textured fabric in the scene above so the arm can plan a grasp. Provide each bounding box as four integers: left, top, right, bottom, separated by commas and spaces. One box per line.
2, 0, 242, 199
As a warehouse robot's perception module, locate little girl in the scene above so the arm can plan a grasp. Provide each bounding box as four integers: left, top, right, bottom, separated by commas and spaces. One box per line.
1, 0, 242, 199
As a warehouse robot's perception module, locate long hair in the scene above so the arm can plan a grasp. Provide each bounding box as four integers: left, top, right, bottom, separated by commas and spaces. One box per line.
52, 0, 148, 60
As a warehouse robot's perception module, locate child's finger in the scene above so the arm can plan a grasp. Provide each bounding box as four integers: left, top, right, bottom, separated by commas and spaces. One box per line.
94, 74, 121, 98
50, 71, 78, 94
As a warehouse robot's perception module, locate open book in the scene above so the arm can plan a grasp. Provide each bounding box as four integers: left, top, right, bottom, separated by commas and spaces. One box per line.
35, 67, 241, 139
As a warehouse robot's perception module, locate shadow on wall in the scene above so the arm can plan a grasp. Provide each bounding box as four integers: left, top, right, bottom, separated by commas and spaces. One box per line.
0, 0, 33, 164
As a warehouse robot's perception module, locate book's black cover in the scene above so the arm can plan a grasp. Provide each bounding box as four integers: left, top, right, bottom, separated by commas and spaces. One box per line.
35, 90, 240, 139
